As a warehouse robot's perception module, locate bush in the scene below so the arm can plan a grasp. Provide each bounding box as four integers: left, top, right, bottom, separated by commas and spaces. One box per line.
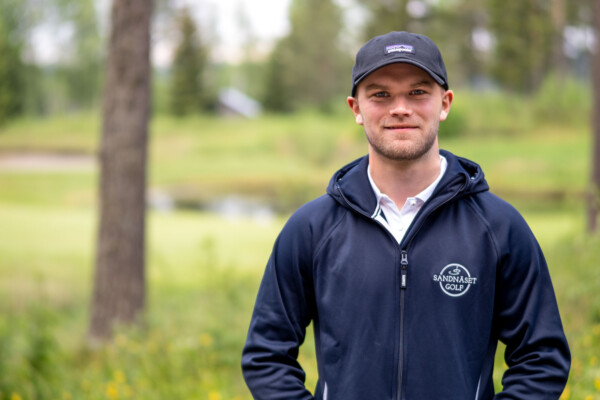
533, 74, 591, 128
439, 97, 468, 139
545, 233, 600, 399
452, 90, 535, 137
0, 305, 62, 400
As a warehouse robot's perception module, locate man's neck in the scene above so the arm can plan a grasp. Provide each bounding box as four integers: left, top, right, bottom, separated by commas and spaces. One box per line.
368, 149, 441, 208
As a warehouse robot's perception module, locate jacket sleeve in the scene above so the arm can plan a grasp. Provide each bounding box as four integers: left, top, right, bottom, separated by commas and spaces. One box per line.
241, 211, 316, 400
492, 212, 570, 399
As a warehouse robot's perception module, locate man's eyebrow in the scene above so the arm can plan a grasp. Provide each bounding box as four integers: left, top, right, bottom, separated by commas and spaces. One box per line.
364, 83, 388, 91
363, 79, 435, 91
410, 79, 435, 88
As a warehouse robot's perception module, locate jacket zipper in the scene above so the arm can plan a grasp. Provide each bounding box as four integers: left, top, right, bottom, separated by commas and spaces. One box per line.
400, 251, 408, 289
335, 184, 410, 400
397, 250, 408, 400
395, 180, 467, 400
336, 179, 468, 400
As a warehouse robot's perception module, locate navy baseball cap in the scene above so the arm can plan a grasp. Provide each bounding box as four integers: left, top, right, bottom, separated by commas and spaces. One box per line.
351, 31, 449, 96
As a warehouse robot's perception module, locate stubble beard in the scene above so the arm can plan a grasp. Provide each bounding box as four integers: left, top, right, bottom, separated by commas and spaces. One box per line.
366, 121, 440, 162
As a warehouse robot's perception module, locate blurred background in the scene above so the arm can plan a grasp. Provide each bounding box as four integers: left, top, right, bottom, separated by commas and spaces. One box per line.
0, 0, 599, 398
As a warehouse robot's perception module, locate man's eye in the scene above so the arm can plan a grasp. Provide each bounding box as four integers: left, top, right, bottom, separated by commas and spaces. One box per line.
410, 89, 426, 95
373, 92, 388, 97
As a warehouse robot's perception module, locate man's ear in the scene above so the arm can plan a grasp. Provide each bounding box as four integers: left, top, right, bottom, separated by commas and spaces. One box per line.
439, 90, 454, 122
347, 96, 363, 125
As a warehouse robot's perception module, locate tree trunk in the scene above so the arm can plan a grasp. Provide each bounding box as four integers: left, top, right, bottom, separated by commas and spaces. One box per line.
589, 0, 600, 233
89, 0, 153, 343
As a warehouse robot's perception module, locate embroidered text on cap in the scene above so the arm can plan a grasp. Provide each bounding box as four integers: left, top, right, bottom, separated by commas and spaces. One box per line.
385, 44, 415, 55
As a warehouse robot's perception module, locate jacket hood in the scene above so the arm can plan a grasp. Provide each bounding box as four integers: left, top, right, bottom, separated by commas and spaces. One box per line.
327, 149, 489, 216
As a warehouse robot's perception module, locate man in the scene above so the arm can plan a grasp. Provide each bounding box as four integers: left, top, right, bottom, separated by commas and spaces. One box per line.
242, 31, 570, 399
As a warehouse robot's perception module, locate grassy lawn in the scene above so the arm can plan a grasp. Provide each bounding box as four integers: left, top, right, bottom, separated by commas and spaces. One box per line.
0, 106, 598, 398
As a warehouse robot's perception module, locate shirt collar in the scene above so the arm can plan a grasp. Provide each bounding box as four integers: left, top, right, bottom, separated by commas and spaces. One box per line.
368, 155, 448, 204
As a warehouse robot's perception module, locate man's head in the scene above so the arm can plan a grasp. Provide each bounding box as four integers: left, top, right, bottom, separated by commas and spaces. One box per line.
351, 31, 448, 97
347, 32, 453, 164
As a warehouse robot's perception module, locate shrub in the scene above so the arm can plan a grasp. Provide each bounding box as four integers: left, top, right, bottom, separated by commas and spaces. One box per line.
533, 74, 591, 128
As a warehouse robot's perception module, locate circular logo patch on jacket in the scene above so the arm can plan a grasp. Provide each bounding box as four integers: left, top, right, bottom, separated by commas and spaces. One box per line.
432, 264, 477, 297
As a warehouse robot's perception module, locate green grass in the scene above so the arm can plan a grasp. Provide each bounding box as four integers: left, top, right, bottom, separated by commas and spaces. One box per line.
445, 131, 589, 194
0, 113, 101, 154
0, 171, 96, 207
0, 98, 599, 398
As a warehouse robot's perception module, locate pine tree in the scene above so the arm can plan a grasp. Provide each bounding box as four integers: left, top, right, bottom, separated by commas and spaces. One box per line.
263, 0, 350, 112
0, 2, 25, 124
487, 0, 555, 93
61, 0, 102, 110
360, 0, 411, 40
168, 8, 206, 116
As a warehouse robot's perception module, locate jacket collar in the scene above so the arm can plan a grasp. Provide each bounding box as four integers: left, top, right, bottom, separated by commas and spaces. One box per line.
327, 150, 489, 216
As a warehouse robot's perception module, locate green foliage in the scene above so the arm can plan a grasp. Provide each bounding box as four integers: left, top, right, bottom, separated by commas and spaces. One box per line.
53, 0, 102, 110
0, 305, 62, 400
0, 3, 26, 125
359, 0, 411, 41
438, 97, 468, 139
441, 75, 592, 141
533, 73, 591, 127
168, 8, 211, 116
0, 318, 15, 396
487, 0, 555, 93
262, 49, 294, 112
0, 0, 102, 120
545, 233, 600, 399
451, 90, 536, 137
427, 0, 489, 88
262, 0, 351, 113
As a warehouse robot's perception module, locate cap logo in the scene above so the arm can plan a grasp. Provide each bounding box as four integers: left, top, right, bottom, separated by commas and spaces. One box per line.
385, 44, 415, 55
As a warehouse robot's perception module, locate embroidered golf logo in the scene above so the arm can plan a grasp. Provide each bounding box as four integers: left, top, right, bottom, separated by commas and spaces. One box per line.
432, 264, 477, 297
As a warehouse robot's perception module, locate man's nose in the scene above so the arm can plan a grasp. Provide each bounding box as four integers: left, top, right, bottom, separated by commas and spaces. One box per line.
389, 96, 412, 117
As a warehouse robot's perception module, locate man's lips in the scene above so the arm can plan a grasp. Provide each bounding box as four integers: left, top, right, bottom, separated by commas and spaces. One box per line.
384, 124, 419, 131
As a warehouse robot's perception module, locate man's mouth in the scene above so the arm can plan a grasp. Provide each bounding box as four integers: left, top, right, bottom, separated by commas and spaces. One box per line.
385, 124, 418, 131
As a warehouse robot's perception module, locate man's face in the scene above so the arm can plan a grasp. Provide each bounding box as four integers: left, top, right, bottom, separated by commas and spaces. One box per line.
348, 63, 453, 163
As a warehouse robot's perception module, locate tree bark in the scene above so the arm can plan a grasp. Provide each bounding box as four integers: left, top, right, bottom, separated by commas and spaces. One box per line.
589, 0, 600, 233
89, 0, 153, 342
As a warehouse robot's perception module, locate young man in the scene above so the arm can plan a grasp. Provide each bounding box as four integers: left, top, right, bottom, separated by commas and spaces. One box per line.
242, 31, 570, 399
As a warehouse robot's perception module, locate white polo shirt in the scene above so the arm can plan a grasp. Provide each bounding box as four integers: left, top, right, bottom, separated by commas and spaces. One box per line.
368, 156, 448, 244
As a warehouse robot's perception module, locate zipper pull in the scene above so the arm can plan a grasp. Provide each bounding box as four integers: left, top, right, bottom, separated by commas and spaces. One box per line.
401, 250, 408, 289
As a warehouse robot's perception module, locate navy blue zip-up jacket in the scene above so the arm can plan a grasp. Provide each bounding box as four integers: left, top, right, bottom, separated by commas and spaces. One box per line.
242, 150, 570, 399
